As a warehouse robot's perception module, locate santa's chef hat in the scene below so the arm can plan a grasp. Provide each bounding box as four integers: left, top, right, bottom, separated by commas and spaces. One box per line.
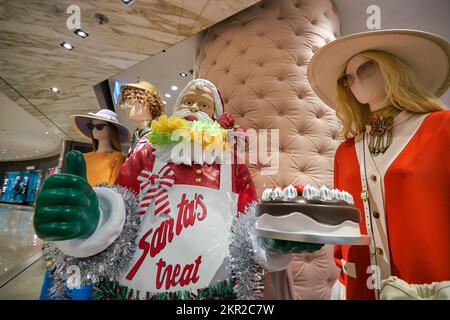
172, 79, 224, 119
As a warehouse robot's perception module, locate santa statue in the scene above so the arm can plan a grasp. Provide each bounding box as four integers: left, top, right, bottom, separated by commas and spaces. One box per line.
34, 79, 257, 299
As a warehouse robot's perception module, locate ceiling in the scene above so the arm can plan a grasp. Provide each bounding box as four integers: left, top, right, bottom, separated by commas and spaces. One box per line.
0, 0, 260, 160
0, 0, 449, 162
0, 91, 61, 162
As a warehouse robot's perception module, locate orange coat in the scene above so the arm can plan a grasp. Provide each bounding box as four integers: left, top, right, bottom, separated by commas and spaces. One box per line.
333, 111, 450, 300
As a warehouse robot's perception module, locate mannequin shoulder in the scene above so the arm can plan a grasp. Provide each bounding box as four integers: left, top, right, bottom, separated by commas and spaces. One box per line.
422, 110, 450, 132
335, 137, 357, 157
82, 151, 96, 159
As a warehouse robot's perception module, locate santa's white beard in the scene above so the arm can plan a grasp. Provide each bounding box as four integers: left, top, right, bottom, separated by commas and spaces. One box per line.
152, 110, 233, 165
173, 108, 214, 123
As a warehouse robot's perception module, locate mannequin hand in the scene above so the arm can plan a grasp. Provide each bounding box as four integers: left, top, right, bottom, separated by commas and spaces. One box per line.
34, 151, 100, 241
217, 112, 235, 129
258, 237, 323, 254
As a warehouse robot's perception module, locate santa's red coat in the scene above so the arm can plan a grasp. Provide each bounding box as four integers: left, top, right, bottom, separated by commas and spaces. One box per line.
115, 143, 257, 215
333, 111, 450, 299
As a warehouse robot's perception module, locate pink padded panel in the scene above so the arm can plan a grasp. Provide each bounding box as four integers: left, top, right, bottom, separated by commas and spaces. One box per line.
195, 0, 341, 299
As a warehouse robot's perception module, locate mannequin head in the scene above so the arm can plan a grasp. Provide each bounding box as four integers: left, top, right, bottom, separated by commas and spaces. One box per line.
175, 85, 215, 121
172, 79, 224, 122
119, 83, 165, 122
90, 119, 121, 152
336, 50, 445, 138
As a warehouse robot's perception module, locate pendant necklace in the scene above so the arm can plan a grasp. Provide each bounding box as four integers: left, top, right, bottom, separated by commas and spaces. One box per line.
367, 106, 400, 156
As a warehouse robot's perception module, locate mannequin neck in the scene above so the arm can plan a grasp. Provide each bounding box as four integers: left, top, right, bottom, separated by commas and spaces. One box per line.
96, 138, 114, 153
136, 120, 151, 130
369, 97, 392, 112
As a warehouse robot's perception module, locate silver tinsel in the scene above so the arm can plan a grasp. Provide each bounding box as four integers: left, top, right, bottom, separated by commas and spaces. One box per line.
42, 184, 141, 299
229, 202, 264, 300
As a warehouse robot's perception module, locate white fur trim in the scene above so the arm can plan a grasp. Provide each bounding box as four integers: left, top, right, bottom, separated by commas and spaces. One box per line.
55, 187, 126, 258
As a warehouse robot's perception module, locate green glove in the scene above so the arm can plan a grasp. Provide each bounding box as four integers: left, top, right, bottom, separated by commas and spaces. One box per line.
258, 237, 323, 254
34, 150, 100, 241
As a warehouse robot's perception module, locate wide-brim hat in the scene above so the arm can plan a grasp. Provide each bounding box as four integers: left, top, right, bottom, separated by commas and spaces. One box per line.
307, 29, 450, 109
71, 109, 130, 142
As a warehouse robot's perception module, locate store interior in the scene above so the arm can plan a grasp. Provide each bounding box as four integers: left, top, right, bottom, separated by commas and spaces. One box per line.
0, 0, 448, 300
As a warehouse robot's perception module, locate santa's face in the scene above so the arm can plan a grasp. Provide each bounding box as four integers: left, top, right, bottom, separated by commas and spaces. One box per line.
177, 86, 215, 121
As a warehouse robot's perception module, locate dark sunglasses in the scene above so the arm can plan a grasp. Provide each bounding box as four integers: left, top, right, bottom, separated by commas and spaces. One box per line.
87, 123, 107, 131
338, 60, 378, 88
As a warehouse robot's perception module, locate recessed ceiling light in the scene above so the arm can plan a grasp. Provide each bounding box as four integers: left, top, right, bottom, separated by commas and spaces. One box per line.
50, 87, 59, 93
15, 156, 19, 158
35, 150, 40, 153
45, 131, 49, 134
171, 85, 178, 91
60, 42, 74, 51
164, 93, 171, 98
162, 100, 167, 105
121, 0, 135, 5
74, 29, 89, 38
179, 72, 188, 77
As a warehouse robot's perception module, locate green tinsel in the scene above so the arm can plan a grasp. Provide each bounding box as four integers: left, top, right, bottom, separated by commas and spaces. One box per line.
148, 132, 182, 145
92, 279, 236, 300
148, 119, 226, 146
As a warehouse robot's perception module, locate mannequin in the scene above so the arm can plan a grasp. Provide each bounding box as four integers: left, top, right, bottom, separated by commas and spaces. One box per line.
71, 109, 130, 186
307, 29, 450, 299
118, 81, 165, 156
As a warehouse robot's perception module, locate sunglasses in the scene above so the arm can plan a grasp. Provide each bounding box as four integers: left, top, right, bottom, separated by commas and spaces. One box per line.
87, 123, 107, 131
338, 60, 378, 88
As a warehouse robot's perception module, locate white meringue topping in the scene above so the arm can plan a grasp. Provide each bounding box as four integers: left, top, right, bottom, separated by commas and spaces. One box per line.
283, 185, 298, 200
271, 187, 284, 200
318, 186, 333, 201
261, 188, 273, 201
303, 184, 319, 200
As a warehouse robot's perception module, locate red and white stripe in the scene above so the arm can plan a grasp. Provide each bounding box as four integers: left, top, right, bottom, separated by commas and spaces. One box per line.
137, 165, 175, 216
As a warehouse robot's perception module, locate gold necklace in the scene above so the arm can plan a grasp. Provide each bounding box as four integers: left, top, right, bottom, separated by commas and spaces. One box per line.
367, 106, 400, 156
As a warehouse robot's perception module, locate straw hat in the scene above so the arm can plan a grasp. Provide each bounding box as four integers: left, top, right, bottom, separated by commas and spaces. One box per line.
71, 109, 130, 142
307, 29, 450, 108
121, 80, 158, 93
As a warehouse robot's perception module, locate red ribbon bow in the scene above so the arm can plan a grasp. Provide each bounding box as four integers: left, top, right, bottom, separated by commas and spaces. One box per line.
137, 164, 175, 216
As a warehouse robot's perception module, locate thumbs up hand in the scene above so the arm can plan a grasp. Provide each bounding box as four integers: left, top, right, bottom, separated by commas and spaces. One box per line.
34, 151, 100, 241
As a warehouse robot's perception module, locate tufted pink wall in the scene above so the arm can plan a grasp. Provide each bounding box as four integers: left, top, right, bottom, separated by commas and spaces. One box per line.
195, 0, 341, 299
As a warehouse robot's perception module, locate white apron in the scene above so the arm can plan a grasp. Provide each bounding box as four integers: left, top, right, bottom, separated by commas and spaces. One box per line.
119, 159, 237, 295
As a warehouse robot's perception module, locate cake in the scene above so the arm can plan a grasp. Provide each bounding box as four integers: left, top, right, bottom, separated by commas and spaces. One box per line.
254, 185, 371, 245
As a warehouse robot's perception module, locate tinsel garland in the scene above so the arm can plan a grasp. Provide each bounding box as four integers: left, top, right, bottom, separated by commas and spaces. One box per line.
42, 184, 141, 300
229, 202, 265, 300
92, 279, 236, 300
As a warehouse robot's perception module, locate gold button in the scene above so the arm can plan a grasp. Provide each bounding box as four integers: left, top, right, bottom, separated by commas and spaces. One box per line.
195, 169, 202, 175
195, 178, 202, 183
373, 211, 380, 219
376, 247, 383, 256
